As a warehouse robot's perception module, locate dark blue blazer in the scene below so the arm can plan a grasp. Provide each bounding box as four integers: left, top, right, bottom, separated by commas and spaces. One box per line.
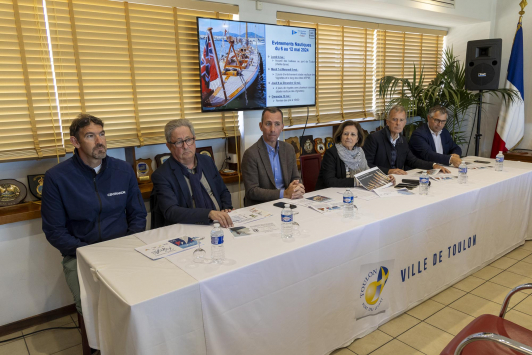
363, 127, 433, 174
42, 151, 147, 257
409, 123, 462, 166
151, 154, 232, 226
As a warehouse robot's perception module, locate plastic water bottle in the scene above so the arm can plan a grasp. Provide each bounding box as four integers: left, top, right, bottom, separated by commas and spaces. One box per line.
458, 162, 468, 184
210, 222, 225, 264
343, 189, 354, 219
281, 203, 293, 239
495, 151, 504, 171
419, 170, 430, 195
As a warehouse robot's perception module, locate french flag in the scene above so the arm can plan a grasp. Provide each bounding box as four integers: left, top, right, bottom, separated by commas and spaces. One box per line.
491, 18, 525, 157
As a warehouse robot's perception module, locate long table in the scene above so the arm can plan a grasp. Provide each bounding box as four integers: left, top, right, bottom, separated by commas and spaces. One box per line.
78, 158, 532, 355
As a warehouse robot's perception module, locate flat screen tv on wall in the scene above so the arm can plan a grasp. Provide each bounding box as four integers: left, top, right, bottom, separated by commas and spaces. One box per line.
197, 17, 316, 112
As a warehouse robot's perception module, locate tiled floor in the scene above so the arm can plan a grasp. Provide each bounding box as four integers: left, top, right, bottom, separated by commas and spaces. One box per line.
1, 241, 531, 355
0, 314, 81, 355
335, 240, 532, 355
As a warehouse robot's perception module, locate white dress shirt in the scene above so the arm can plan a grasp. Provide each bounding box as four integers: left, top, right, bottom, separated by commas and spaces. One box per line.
429, 128, 443, 154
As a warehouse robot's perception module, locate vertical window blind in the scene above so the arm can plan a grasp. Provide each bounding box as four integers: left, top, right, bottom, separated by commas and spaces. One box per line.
277, 12, 446, 126
0, 0, 62, 161
45, 0, 238, 152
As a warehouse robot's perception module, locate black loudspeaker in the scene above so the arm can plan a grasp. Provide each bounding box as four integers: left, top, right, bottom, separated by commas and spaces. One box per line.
465, 38, 502, 91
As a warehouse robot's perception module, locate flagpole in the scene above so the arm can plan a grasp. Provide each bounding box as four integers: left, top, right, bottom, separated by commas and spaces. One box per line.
518, 0, 527, 27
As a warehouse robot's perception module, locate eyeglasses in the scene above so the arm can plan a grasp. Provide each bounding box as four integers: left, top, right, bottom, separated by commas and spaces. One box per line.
432, 118, 447, 125
169, 137, 195, 148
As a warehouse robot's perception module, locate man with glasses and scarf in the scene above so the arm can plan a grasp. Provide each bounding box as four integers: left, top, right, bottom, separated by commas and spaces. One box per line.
409, 105, 463, 167
151, 119, 234, 228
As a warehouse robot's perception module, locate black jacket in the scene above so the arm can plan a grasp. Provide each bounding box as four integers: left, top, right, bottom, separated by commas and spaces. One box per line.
42, 151, 147, 257
315, 145, 356, 190
151, 154, 232, 226
409, 123, 462, 166
363, 127, 434, 174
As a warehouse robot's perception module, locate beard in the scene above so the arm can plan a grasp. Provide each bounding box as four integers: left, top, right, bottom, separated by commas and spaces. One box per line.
91, 144, 107, 159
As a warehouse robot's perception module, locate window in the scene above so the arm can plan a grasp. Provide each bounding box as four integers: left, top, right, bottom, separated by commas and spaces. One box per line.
277, 12, 446, 126
46, 0, 238, 152
0, 0, 62, 161
0, 0, 238, 162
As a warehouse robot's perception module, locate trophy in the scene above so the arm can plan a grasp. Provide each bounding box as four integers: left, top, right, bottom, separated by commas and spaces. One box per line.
27, 174, 45, 200
314, 138, 326, 156
154, 153, 171, 168
0, 179, 27, 207
196, 146, 215, 161
135, 159, 153, 184
300, 135, 315, 155
285, 137, 301, 159
325, 137, 334, 150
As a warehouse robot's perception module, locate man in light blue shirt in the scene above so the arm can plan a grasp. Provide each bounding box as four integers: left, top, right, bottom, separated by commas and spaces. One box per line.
242, 107, 304, 206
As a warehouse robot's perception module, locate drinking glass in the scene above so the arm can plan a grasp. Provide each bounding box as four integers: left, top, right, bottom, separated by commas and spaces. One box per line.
192, 236, 206, 263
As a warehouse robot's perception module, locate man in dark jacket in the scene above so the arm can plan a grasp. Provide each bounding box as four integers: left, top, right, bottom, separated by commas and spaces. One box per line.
409, 105, 462, 167
41, 114, 147, 315
363, 105, 451, 175
151, 119, 233, 228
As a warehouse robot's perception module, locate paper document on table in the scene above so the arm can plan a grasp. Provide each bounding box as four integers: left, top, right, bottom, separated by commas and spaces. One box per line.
291, 195, 332, 208
229, 222, 280, 237
355, 167, 393, 191
352, 187, 379, 201
430, 175, 458, 181
308, 201, 343, 214
135, 237, 197, 260
468, 164, 494, 170
292, 194, 343, 213
373, 187, 414, 197
229, 207, 272, 225
415, 169, 440, 175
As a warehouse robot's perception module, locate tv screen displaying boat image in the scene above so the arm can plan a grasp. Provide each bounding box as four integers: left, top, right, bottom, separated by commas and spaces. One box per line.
197, 18, 316, 112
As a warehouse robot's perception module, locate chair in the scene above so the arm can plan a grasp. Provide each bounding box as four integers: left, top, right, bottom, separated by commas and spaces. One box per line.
300, 154, 322, 193
440, 283, 532, 355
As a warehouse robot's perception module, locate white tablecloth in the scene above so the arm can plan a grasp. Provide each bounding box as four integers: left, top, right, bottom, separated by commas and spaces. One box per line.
78, 157, 532, 355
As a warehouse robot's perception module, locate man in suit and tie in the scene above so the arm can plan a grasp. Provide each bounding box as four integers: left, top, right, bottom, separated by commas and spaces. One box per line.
363, 104, 450, 175
151, 119, 234, 227
409, 105, 463, 167
242, 107, 304, 206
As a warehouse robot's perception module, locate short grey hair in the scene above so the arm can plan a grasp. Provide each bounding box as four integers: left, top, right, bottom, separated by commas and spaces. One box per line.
165, 119, 195, 142
428, 105, 448, 119
387, 104, 406, 119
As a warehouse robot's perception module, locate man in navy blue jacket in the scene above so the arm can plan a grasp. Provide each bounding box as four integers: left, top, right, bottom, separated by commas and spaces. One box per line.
151, 119, 233, 228
409, 105, 463, 167
41, 114, 147, 315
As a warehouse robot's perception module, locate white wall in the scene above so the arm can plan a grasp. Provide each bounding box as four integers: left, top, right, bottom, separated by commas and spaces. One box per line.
0, 0, 508, 327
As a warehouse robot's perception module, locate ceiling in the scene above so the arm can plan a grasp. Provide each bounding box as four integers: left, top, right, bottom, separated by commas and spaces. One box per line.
259, 0, 492, 28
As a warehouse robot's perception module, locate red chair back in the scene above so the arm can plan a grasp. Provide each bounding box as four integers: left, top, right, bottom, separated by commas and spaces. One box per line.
300, 154, 322, 193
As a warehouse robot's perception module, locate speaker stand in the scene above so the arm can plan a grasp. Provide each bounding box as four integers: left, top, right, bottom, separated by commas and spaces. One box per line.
474, 90, 483, 156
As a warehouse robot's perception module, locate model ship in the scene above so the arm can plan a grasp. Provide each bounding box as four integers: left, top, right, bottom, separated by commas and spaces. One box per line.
201, 23, 261, 109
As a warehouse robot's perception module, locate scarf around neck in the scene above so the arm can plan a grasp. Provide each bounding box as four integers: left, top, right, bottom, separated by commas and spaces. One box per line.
175, 155, 216, 210
335, 143, 369, 175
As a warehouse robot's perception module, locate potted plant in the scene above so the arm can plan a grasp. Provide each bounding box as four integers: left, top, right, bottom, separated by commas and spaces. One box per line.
376, 47, 520, 145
